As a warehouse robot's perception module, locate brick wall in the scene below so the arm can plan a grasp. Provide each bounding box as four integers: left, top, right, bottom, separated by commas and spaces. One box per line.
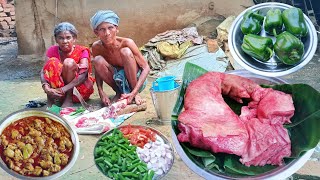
0, 0, 15, 37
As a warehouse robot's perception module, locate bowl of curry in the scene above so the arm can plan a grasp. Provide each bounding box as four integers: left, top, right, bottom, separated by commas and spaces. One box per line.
0, 109, 80, 179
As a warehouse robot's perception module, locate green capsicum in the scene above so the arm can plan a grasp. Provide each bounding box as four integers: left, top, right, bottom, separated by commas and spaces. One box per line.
282, 7, 308, 37
241, 34, 274, 62
274, 31, 304, 65
240, 10, 265, 35
264, 9, 283, 36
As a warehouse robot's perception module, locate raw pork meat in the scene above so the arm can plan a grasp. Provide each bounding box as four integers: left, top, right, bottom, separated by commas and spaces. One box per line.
177, 72, 294, 166
178, 73, 250, 156
239, 118, 291, 166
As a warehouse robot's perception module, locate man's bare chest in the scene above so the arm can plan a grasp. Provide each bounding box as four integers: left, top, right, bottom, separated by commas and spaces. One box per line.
102, 50, 123, 67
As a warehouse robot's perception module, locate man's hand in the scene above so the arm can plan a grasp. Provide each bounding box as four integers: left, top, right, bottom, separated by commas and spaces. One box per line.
99, 90, 111, 106
120, 93, 135, 104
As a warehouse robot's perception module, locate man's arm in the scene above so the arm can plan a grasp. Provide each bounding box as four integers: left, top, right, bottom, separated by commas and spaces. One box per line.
92, 43, 105, 95
126, 39, 150, 96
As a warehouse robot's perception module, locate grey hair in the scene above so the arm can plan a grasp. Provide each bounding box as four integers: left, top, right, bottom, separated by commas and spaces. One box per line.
54, 22, 78, 38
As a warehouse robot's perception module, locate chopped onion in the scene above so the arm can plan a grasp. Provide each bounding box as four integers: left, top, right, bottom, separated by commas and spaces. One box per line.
136, 138, 174, 176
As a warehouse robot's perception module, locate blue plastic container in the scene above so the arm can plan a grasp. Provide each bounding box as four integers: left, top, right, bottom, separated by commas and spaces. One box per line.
152, 76, 176, 91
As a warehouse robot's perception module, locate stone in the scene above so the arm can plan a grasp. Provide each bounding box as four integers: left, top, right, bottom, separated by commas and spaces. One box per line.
0, 29, 16, 37
4, 3, 13, 8
0, 21, 9, 29
9, 10, 14, 15
0, 31, 10, 37
9, 24, 13, 29
3, 16, 10, 23
0, 12, 6, 17
0, 6, 3, 12
3, 7, 9, 13
207, 39, 219, 53
188, 16, 225, 39
8, 20, 14, 25
10, 15, 14, 20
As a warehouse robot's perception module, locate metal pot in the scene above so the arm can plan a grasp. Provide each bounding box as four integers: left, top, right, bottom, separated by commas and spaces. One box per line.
228, 2, 318, 77
0, 109, 80, 180
171, 70, 315, 179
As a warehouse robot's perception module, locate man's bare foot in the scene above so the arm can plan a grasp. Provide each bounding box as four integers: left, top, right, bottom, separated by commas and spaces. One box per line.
134, 94, 146, 105
111, 93, 121, 103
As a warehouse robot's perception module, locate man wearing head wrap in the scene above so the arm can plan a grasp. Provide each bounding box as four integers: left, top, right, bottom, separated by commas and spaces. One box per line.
90, 10, 120, 30
90, 10, 150, 106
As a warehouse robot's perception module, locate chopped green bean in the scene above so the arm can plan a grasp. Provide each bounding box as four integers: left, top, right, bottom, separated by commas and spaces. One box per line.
127, 162, 141, 171
95, 156, 104, 163
107, 171, 113, 178
111, 153, 117, 163
104, 159, 113, 168
121, 158, 127, 171
102, 148, 109, 156
147, 170, 155, 180
131, 158, 140, 164
109, 167, 119, 172
118, 174, 125, 180
117, 156, 122, 165
95, 128, 150, 180
118, 143, 128, 150
118, 138, 125, 144
97, 162, 104, 170
137, 165, 145, 172
122, 172, 139, 178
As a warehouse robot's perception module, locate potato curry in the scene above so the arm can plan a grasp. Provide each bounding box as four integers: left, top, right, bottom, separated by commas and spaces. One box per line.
0, 116, 73, 177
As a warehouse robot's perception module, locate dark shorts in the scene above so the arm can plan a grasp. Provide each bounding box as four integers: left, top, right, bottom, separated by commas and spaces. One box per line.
113, 68, 147, 94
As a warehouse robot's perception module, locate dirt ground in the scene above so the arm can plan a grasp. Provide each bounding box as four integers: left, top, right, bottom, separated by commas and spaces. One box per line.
0, 37, 319, 179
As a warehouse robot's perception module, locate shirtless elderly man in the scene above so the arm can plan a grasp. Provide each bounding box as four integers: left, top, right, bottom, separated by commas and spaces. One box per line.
90, 10, 150, 106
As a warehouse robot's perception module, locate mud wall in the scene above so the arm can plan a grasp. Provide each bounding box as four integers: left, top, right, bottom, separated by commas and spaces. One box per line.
15, 0, 253, 55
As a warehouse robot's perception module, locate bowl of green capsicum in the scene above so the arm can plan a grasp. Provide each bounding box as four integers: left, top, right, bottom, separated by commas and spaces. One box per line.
228, 2, 318, 77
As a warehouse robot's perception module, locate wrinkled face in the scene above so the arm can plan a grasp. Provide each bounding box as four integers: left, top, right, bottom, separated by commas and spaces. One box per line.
94, 22, 119, 45
55, 31, 76, 52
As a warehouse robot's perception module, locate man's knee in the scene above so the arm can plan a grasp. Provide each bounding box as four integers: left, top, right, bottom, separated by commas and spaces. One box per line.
92, 55, 106, 66
120, 47, 133, 59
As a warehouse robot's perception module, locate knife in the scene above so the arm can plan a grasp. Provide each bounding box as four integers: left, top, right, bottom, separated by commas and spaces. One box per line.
73, 88, 95, 112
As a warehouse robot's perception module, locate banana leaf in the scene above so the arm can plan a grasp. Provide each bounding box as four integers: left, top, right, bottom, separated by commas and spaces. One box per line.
171, 62, 320, 176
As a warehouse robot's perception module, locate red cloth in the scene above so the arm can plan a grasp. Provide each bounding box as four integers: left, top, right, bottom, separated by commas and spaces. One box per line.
43, 45, 95, 102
